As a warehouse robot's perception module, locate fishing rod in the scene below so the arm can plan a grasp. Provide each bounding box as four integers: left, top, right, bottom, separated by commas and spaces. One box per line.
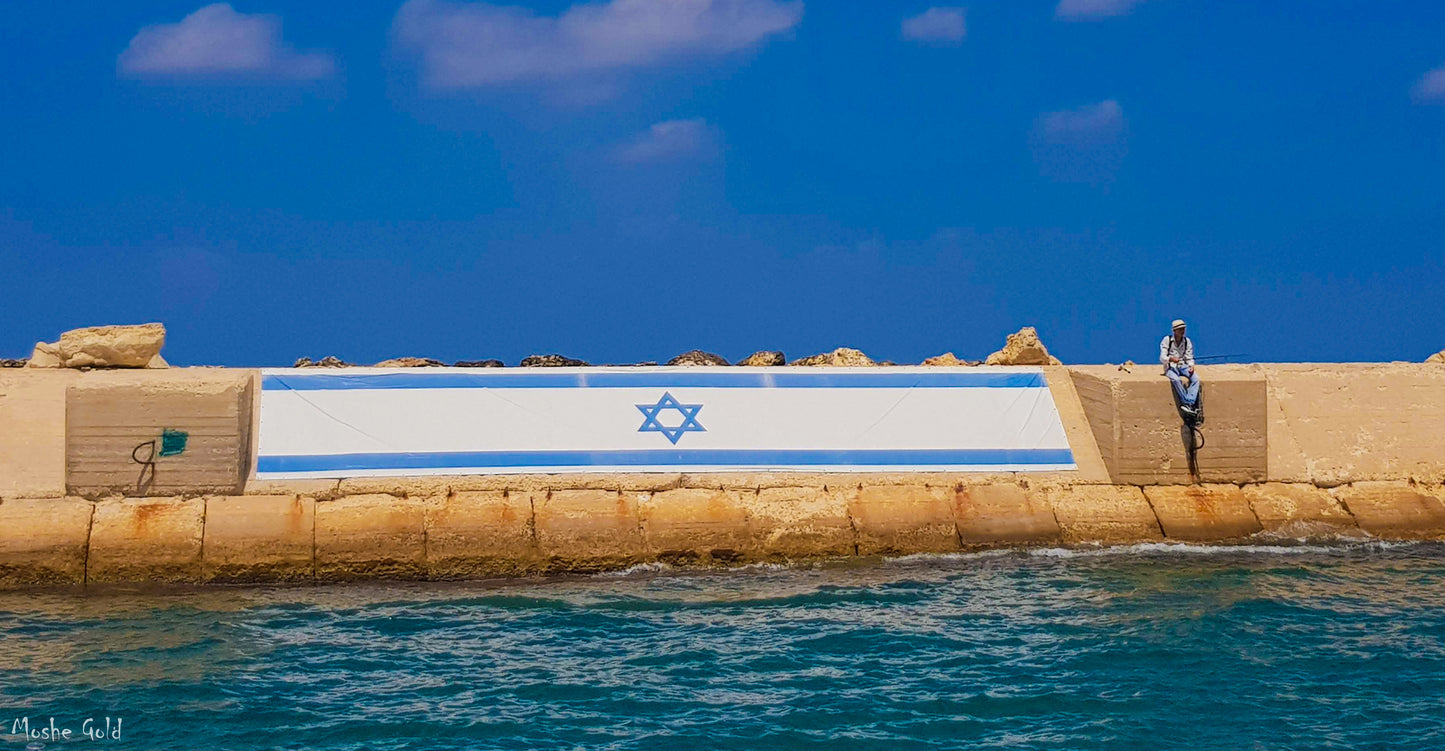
1195, 354, 1248, 362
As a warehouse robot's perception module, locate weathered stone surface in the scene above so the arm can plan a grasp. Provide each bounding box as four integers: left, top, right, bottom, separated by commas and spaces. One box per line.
293, 356, 352, 368
1143, 485, 1263, 542
0, 497, 93, 586
641, 489, 752, 564
314, 495, 427, 581
1241, 483, 1359, 538
520, 354, 590, 367
1426, 350, 1444, 364
0, 369, 74, 498
374, 357, 445, 367
985, 327, 1061, 366
921, 352, 978, 367
747, 487, 854, 558
1037, 484, 1162, 544
1043, 365, 1112, 484
666, 350, 730, 367
791, 347, 876, 367
534, 490, 645, 571
953, 483, 1062, 547
738, 350, 786, 367
454, 359, 504, 368
202, 495, 315, 583
27, 324, 166, 369
849, 485, 956, 555
426, 491, 538, 578
88, 497, 204, 583
336, 473, 683, 497
1330, 482, 1445, 539
244, 477, 341, 500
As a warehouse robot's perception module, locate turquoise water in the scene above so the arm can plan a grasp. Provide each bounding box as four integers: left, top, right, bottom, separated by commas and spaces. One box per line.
3, 542, 1444, 750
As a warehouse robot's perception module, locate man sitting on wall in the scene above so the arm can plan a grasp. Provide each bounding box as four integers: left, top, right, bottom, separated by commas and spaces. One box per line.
1161, 318, 1201, 418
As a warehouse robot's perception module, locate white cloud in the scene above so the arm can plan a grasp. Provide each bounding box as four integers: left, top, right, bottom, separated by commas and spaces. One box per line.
901, 8, 965, 44
392, 0, 803, 89
1414, 64, 1445, 103
1055, 0, 1147, 20
1036, 100, 1125, 144
612, 118, 715, 162
119, 3, 334, 80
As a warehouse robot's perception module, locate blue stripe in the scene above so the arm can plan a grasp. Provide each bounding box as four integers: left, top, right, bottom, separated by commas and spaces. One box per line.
261, 370, 1046, 391
256, 448, 1075, 473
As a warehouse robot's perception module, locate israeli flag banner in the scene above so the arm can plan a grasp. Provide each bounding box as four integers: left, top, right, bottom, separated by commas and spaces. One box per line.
254, 367, 1076, 478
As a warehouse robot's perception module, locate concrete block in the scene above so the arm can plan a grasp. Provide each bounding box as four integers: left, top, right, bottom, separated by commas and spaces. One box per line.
1035, 484, 1163, 544
67, 371, 253, 497
1042, 365, 1112, 484
1241, 483, 1359, 538
0, 497, 93, 586
338, 473, 684, 497
640, 488, 753, 564
0, 371, 75, 498
953, 483, 1062, 547
425, 491, 538, 579
747, 486, 855, 559
315, 494, 427, 581
202, 495, 315, 583
1331, 482, 1445, 540
849, 485, 957, 556
244, 477, 340, 500
1143, 484, 1263, 542
88, 497, 205, 583
534, 490, 646, 571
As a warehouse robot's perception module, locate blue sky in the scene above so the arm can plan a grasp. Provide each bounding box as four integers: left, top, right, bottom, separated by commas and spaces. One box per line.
2, 0, 1443, 366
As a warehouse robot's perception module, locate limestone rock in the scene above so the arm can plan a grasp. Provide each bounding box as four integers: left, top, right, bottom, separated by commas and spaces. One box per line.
26, 323, 165, 369
0, 358, 27, 368
294, 356, 353, 368
146, 353, 169, 369
790, 347, 877, 367
454, 359, 504, 368
521, 354, 590, 367
738, 350, 786, 367
1428, 350, 1445, 364
921, 352, 979, 367
375, 357, 445, 367
667, 350, 730, 367
984, 327, 1061, 366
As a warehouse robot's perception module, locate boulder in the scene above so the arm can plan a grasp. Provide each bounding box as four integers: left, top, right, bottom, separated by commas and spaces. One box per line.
0, 358, 26, 368
790, 347, 877, 367
521, 354, 590, 367
27, 323, 167, 369
738, 350, 786, 367
454, 359, 505, 368
374, 357, 445, 367
921, 352, 979, 367
293, 356, 353, 368
984, 327, 1061, 366
1428, 350, 1445, 364
667, 350, 730, 367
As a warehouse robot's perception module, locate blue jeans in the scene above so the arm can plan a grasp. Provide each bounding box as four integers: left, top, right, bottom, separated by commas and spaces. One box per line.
1166, 364, 1201, 407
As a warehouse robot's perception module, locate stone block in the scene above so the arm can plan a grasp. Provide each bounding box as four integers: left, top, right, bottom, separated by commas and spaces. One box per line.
1143, 484, 1263, 542
425, 491, 538, 579
244, 477, 340, 500
641, 488, 753, 564
0, 497, 93, 586
849, 485, 957, 556
202, 495, 315, 583
534, 490, 646, 572
0, 370, 75, 498
1331, 482, 1445, 540
953, 483, 1062, 547
1035, 484, 1162, 544
747, 487, 855, 559
314, 494, 427, 581
1241, 483, 1359, 538
88, 497, 205, 583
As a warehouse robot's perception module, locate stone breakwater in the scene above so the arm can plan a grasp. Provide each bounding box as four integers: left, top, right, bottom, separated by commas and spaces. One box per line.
2, 361, 1445, 587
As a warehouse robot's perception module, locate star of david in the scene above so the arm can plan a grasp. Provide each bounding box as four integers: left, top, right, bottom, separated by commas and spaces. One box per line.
635, 392, 706, 445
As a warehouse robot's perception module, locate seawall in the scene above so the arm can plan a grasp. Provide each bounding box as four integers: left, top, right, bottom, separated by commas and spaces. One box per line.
2, 364, 1444, 587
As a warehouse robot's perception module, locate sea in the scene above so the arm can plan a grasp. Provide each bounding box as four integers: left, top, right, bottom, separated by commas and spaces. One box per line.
2, 541, 1443, 750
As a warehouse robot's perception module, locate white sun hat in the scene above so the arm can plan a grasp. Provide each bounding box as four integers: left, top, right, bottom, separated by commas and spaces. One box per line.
1171, 319, 1186, 330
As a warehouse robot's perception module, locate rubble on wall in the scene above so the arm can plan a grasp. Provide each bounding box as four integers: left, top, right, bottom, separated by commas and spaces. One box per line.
521, 354, 590, 367
667, 350, 730, 367
0, 359, 27, 368
374, 357, 445, 367
1427, 350, 1444, 364
738, 350, 786, 366
790, 347, 877, 367
985, 327, 1062, 366
921, 352, 979, 367
454, 359, 504, 367
294, 356, 353, 368
28, 323, 167, 369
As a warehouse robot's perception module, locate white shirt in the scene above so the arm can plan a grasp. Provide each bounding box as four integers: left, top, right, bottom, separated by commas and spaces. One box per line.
1160, 335, 1194, 368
